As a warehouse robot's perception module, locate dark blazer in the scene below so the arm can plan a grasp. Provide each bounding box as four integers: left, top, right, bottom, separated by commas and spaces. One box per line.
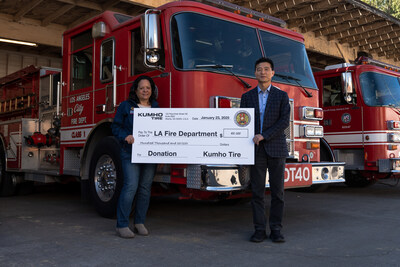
240, 85, 290, 158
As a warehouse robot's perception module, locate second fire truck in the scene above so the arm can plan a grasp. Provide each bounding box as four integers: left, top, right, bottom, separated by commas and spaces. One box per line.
315, 56, 400, 187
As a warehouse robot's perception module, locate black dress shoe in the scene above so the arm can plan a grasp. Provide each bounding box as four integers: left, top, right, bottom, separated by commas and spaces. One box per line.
250, 230, 267, 243
270, 230, 285, 243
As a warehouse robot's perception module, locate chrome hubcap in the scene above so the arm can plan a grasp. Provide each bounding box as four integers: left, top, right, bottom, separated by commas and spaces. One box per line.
94, 155, 117, 202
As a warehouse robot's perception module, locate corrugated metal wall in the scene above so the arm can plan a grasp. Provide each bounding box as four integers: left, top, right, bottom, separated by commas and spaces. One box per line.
0, 50, 62, 78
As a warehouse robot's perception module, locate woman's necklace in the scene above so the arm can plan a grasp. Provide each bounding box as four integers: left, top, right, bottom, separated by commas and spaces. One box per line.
138, 103, 151, 108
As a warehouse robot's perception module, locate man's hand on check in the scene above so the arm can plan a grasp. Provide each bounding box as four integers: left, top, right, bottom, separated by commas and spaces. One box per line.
253, 134, 264, 146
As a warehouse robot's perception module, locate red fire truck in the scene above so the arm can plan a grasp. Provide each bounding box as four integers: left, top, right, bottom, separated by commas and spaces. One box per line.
315, 56, 400, 187
0, 0, 344, 217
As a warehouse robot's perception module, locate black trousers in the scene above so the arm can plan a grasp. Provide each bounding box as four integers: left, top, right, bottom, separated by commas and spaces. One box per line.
251, 146, 285, 232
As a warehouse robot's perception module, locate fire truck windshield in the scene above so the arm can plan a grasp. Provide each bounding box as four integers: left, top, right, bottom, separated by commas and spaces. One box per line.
171, 12, 261, 77
360, 72, 400, 107
171, 12, 317, 90
260, 31, 317, 89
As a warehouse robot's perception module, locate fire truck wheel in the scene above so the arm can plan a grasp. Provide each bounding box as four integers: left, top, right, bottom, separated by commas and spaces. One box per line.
345, 170, 376, 187
89, 136, 123, 218
0, 146, 17, 197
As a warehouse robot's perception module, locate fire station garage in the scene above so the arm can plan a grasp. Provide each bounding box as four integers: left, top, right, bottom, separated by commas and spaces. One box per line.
0, 0, 399, 77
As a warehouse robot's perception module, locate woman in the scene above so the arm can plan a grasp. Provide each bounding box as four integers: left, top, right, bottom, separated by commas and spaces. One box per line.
111, 75, 159, 238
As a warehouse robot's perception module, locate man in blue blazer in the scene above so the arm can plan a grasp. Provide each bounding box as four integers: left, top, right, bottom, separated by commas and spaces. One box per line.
240, 57, 290, 243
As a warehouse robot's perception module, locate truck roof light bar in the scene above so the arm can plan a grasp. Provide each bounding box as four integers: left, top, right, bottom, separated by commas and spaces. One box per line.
355, 56, 400, 72
193, 0, 286, 28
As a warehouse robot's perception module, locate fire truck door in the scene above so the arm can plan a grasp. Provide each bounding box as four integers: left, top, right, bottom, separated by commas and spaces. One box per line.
65, 30, 94, 129
322, 75, 363, 145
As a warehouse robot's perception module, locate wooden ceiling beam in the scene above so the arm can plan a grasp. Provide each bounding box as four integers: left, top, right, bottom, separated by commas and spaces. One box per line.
379, 51, 400, 63
262, 0, 310, 15
340, 25, 394, 44
343, 22, 393, 42
348, 29, 400, 47
325, 20, 390, 40
68, 10, 101, 29
57, 0, 102, 11
287, 3, 360, 28
14, 0, 44, 22
361, 42, 399, 54
102, 0, 122, 10
368, 39, 398, 52
243, 0, 274, 10
0, 13, 65, 47
281, 0, 340, 21
304, 8, 364, 32
41, 4, 75, 27
126, 6, 147, 16
120, 0, 171, 8
318, 15, 386, 37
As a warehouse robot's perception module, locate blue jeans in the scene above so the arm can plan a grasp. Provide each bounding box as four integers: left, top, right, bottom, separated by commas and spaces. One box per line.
116, 149, 156, 228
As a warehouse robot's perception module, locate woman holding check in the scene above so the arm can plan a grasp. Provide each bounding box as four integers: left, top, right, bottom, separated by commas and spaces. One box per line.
111, 75, 159, 239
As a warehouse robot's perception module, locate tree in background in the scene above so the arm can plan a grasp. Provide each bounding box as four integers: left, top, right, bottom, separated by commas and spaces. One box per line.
362, 0, 400, 19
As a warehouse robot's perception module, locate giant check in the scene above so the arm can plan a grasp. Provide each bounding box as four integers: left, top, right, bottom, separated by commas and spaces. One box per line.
131, 108, 254, 164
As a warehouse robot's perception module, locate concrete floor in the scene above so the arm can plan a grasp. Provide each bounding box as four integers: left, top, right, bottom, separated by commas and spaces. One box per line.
1, 181, 400, 266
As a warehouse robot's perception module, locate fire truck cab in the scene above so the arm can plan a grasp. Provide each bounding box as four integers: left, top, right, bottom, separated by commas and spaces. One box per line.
0, 0, 344, 217
315, 56, 400, 187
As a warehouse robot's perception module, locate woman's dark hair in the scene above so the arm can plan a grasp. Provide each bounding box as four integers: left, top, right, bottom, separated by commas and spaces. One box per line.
128, 75, 157, 103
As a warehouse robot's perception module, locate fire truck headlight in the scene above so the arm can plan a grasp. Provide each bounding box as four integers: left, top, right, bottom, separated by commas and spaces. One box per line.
301, 107, 323, 120
388, 120, 400, 130
392, 160, 400, 171
321, 167, 329, 180
331, 166, 338, 179
314, 126, 324, 137
388, 133, 400, 142
306, 126, 314, 136
301, 125, 323, 137
305, 108, 314, 118
392, 159, 400, 171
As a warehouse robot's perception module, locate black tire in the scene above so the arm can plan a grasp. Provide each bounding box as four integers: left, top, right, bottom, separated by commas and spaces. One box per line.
345, 170, 376, 187
89, 136, 123, 218
0, 144, 17, 197
17, 181, 34, 195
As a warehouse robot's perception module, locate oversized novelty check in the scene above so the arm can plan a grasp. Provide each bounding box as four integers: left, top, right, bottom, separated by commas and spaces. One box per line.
131, 108, 254, 164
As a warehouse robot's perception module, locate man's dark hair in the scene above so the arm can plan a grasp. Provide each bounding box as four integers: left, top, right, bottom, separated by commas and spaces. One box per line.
129, 75, 157, 103
255, 57, 274, 71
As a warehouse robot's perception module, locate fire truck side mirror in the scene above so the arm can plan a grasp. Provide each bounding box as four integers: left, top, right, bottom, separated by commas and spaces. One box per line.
142, 10, 161, 67
341, 72, 354, 95
341, 72, 354, 104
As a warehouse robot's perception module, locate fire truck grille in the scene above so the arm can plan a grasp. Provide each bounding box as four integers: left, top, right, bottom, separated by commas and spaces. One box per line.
285, 99, 294, 158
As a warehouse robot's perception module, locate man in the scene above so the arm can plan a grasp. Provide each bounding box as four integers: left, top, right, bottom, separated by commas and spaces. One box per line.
240, 57, 290, 243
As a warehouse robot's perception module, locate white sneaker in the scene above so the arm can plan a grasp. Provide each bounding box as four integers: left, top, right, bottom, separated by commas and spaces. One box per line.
134, 224, 149, 236
116, 227, 135, 238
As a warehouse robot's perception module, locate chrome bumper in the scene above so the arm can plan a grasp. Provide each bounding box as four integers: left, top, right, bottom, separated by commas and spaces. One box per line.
310, 162, 345, 184
153, 162, 345, 192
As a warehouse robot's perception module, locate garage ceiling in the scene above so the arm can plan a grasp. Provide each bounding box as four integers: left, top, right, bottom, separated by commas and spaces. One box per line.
231, 0, 400, 67
0, 0, 170, 58
0, 0, 400, 68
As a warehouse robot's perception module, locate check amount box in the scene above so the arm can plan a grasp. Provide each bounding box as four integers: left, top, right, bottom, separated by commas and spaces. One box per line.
223, 129, 248, 138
